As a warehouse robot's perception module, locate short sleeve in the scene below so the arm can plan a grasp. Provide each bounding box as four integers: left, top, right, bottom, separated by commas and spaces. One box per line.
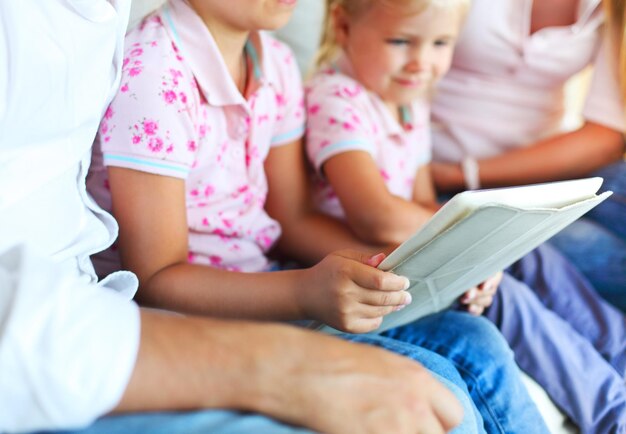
583, 35, 626, 133
305, 72, 376, 173
265, 36, 306, 147
99, 25, 200, 179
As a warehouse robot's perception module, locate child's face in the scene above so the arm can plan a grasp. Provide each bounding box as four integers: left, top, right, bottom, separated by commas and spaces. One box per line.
336, 2, 462, 107
191, 0, 297, 31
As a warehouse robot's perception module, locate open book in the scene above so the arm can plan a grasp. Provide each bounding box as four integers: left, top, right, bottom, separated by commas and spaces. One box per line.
317, 177, 612, 334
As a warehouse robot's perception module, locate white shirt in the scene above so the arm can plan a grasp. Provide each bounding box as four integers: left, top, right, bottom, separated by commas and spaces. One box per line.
431, 0, 625, 162
0, 1, 140, 432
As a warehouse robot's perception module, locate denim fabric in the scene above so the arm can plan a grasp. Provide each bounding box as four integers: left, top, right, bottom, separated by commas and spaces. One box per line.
485, 244, 626, 434
383, 311, 549, 434
549, 160, 626, 311
36, 334, 483, 434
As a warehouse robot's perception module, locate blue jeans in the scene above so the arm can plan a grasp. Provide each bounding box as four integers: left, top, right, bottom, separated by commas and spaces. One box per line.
485, 244, 626, 434
383, 311, 549, 434
34, 334, 482, 434
548, 161, 626, 311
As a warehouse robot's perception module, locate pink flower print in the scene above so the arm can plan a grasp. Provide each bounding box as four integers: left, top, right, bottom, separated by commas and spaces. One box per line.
308, 104, 321, 116
104, 106, 114, 120
132, 135, 141, 145
342, 85, 361, 98
120, 83, 129, 93
122, 57, 130, 69
147, 136, 164, 153
204, 185, 215, 197
166, 144, 174, 153
351, 114, 362, 125
328, 117, 338, 126
320, 140, 331, 149
163, 90, 177, 104
380, 170, 391, 182
257, 114, 269, 125
128, 66, 143, 77
222, 218, 235, 229
179, 92, 188, 104
130, 48, 143, 57
100, 121, 109, 135
275, 93, 287, 107
187, 252, 196, 262
202, 217, 210, 226
209, 255, 223, 267
143, 119, 158, 136
342, 122, 355, 131
187, 140, 197, 152
151, 41, 158, 47
190, 189, 200, 197
198, 124, 211, 138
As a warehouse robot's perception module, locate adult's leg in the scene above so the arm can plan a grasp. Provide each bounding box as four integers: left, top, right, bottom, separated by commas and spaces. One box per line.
484, 273, 626, 434
508, 244, 626, 374
382, 311, 549, 434
548, 218, 626, 311
38, 335, 481, 434
590, 160, 626, 240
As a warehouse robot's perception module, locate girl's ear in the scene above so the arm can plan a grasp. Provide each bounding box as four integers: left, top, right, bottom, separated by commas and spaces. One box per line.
332, 4, 350, 48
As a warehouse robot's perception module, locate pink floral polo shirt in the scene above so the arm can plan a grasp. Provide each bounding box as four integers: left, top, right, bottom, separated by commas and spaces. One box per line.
88, 0, 305, 274
305, 57, 431, 220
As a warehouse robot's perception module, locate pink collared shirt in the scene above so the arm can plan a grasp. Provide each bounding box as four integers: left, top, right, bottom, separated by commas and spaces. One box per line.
432, 0, 625, 163
305, 59, 431, 220
88, 0, 305, 273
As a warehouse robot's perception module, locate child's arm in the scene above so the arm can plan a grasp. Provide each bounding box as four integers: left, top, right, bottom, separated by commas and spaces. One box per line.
264, 139, 390, 265
108, 167, 411, 333
323, 151, 436, 246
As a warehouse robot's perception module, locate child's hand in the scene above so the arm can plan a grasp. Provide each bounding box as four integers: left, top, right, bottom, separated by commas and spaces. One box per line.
299, 251, 412, 333
460, 271, 503, 315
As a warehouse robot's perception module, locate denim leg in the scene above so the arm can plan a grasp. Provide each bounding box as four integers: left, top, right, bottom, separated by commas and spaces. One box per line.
507, 244, 626, 375
548, 218, 626, 311
34, 411, 314, 434
346, 333, 483, 434
382, 311, 549, 434
484, 272, 626, 434
35, 334, 482, 434
590, 161, 626, 240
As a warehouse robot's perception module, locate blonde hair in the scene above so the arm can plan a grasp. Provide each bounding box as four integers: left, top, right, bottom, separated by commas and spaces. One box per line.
315, 0, 470, 67
604, 0, 626, 107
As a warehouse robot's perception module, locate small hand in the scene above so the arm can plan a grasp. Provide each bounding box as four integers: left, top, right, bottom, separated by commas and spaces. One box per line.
460, 271, 502, 316
300, 250, 412, 333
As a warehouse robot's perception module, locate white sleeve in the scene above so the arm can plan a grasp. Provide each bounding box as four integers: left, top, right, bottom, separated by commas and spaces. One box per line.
583, 35, 626, 133
0, 245, 141, 433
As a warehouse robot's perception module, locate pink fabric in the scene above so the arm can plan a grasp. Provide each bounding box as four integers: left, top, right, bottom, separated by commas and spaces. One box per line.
305, 58, 431, 220
431, 0, 625, 163
89, 0, 305, 273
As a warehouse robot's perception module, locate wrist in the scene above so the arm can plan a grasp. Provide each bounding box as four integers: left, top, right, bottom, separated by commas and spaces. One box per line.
461, 157, 481, 190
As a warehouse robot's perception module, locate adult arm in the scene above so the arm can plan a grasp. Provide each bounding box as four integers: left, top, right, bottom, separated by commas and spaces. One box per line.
108, 167, 410, 333
116, 309, 463, 434
433, 121, 624, 192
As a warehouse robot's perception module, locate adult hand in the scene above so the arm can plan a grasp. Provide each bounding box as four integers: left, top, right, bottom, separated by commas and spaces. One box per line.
459, 271, 502, 315
298, 250, 412, 333
269, 327, 465, 434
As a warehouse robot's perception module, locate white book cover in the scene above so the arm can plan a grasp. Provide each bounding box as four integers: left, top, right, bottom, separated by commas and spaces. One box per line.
317, 177, 612, 334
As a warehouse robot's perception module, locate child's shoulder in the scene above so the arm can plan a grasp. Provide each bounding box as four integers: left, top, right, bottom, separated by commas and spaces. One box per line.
123, 13, 184, 69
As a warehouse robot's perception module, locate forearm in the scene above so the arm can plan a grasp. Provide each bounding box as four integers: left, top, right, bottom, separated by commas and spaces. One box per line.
115, 311, 303, 414
348, 198, 434, 246
479, 122, 624, 187
274, 212, 383, 265
138, 263, 307, 320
